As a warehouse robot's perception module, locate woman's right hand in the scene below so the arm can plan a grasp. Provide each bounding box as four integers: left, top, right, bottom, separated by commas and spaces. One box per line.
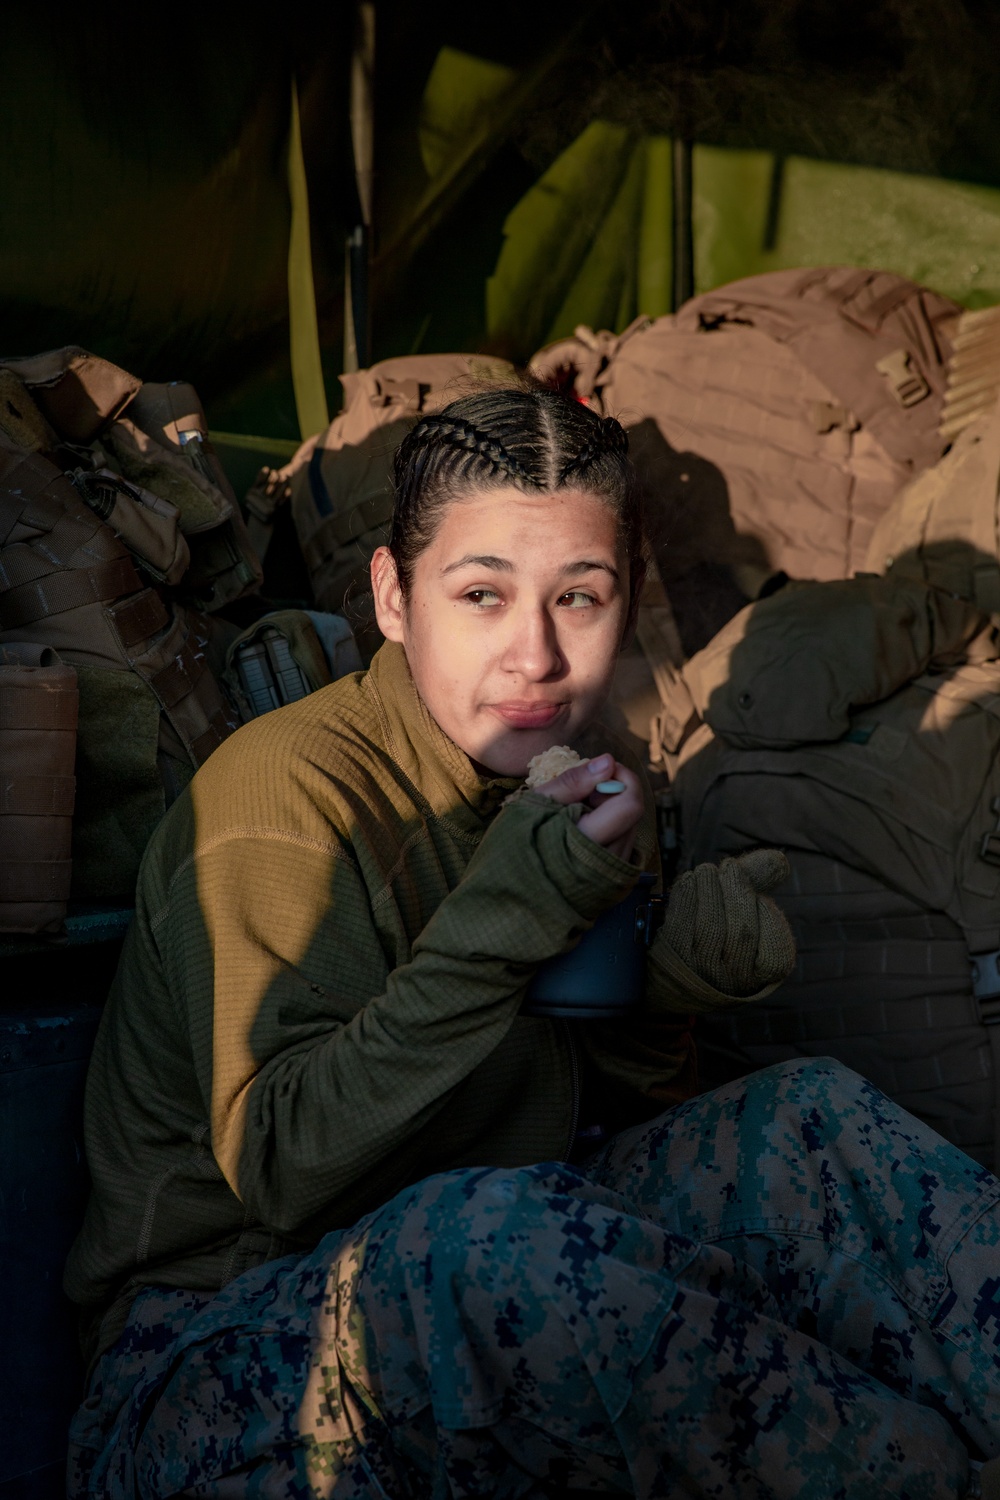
535, 752, 643, 863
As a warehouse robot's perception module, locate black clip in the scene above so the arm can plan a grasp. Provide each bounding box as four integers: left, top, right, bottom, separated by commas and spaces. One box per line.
635, 894, 668, 946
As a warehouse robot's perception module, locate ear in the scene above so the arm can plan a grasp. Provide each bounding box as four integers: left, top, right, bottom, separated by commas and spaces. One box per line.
371, 546, 406, 643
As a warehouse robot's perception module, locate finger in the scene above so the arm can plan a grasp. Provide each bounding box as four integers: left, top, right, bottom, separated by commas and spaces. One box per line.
661, 867, 699, 969
603, 831, 638, 862
732, 847, 790, 894
576, 787, 643, 847
584, 760, 635, 809
688, 862, 729, 988
718, 856, 761, 987
576, 766, 643, 850
755, 897, 796, 987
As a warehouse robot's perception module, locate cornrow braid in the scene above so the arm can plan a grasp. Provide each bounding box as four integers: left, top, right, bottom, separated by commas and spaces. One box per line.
402, 414, 533, 486
388, 387, 645, 602
557, 415, 629, 484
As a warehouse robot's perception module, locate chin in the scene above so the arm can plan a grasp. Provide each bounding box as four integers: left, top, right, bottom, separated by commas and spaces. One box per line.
473, 725, 579, 779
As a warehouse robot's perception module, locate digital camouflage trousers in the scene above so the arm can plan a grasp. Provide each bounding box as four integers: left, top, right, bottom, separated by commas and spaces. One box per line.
69, 1059, 1000, 1499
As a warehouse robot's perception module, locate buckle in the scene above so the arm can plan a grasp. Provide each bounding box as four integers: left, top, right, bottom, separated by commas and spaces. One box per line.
875, 349, 930, 408
971, 948, 1000, 1015
634, 894, 668, 946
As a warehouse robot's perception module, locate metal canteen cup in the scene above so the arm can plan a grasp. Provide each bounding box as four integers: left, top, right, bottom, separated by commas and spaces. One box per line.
522, 873, 665, 1020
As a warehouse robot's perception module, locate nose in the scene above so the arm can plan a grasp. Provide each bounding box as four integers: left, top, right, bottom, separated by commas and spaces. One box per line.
500, 602, 564, 681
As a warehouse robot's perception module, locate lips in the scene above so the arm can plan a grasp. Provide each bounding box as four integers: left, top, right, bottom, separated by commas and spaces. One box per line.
490, 701, 566, 729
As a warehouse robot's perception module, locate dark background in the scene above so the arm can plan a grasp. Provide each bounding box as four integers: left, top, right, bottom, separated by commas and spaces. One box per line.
2, 1, 998, 436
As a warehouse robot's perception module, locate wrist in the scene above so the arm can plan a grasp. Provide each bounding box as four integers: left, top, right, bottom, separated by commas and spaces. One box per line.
647, 931, 783, 1013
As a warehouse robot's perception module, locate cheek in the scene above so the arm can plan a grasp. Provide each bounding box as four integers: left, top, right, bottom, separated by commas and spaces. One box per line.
562, 610, 627, 681
406, 603, 485, 708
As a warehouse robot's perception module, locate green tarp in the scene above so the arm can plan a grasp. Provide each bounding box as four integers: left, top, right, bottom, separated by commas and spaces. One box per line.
3, 5, 1000, 448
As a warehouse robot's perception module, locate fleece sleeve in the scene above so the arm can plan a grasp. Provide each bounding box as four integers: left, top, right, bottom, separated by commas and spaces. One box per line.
160, 792, 637, 1236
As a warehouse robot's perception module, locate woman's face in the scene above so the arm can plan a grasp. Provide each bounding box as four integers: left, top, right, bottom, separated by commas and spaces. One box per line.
372, 485, 631, 775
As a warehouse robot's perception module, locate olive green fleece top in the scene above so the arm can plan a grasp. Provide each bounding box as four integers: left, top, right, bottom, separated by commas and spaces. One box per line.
65, 642, 723, 1359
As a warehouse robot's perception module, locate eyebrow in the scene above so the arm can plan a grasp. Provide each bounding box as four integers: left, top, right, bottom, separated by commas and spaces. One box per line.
441, 553, 513, 575
440, 554, 620, 581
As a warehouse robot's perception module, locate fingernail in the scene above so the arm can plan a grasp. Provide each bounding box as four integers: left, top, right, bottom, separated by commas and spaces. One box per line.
588, 754, 613, 774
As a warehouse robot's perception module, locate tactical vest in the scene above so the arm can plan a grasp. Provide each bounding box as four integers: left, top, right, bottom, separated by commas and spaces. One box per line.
103, 380, 262, 613
666, 580, 1000, 1171
531, 267, 958, 655
0, 437, 240, 897
0, 348, 265, 903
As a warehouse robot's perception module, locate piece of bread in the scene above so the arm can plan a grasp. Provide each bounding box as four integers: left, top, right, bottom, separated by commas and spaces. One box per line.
524, 744, 585, 789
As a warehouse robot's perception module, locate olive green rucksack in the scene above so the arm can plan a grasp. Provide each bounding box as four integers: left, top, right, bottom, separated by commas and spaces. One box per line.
664, 576, 1000, 1171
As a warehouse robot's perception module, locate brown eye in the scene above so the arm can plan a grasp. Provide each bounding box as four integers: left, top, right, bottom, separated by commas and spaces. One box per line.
557, 591, 596, 609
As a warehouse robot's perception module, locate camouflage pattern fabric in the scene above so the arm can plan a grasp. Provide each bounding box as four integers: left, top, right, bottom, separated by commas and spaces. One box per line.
68, 1059, 1000, 1498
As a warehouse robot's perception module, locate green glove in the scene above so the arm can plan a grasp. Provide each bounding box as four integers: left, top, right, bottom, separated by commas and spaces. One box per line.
649, 848, 796, 1010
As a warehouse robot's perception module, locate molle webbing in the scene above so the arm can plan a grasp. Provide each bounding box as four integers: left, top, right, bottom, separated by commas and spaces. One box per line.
0, 443, 235, 772
0, 557, 142, 631
0, 644, 78, 933
134, 609, 236, 767
695, 848, 997, 1170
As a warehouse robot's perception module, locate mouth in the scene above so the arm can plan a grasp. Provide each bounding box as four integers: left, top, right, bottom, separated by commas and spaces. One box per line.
489, 701, 567, 730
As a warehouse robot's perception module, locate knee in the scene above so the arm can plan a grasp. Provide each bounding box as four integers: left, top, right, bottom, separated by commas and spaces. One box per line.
385, 1162, 593, 1282
737, 1057, 879, 1144
749, 1055, 868, 1102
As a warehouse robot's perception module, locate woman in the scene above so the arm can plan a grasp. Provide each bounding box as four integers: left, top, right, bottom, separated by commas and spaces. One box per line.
66, 390, 1000, 1499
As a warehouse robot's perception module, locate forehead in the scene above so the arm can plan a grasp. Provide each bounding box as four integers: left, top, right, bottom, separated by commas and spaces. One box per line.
427, 485, 620, 558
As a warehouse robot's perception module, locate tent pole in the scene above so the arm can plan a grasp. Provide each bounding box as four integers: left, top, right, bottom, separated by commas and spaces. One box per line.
345, 0, 375, 373
288, 79, 330, 439
671, 137, 694, 311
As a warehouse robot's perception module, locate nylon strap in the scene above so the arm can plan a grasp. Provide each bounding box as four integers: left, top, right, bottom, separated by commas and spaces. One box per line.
189, 707, 236, 765
107, 589, 169, 647
0, 775, 75, 815
0, 493, 29, 547
302, 490, 395, 571
720, 991, 982, 1046
0, 556, 140, 629
0, 860, 72, 900
845, 280, 918, 333
147, 641, 210, 711
119, 612, 238, 768
0, 685, 78, 731
0, 453, 86, 539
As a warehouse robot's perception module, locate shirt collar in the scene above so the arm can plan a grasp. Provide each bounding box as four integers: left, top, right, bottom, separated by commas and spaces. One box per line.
364, 641, 521, 833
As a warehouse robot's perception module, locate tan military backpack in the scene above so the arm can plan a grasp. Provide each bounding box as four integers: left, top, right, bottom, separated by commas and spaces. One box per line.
532, 267, 959, 655
864, 397, 1000, 611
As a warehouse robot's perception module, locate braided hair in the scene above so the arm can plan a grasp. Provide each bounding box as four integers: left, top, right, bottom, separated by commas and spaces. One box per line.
389, 388, 644, 598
